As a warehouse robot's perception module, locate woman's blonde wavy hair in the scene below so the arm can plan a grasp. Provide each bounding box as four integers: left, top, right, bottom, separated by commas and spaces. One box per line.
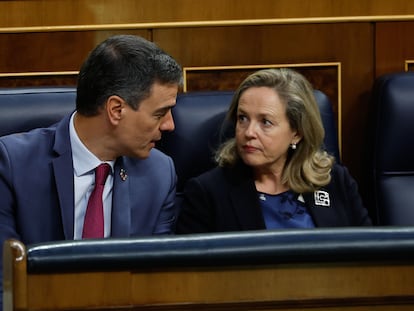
215, 68, 335, 193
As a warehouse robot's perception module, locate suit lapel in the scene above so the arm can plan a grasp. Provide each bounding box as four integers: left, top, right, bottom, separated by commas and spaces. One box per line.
53, 154, 75, 239
52, 115, 75, 239
111, 158, 131, 237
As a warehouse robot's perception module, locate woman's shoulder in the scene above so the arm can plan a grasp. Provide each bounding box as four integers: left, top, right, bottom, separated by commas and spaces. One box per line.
194, 165, 227, 183
331, 162, 352, 177
183, 166, 229, 197
192, 162, 251, 185
329, 162, 358, 188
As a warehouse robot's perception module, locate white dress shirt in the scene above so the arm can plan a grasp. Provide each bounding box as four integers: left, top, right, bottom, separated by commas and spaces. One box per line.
69, 112, 114, 239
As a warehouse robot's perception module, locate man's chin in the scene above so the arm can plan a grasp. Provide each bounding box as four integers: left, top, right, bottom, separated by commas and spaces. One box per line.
138, 149, 152, 159
128, 148, 150, 159
130, 143, 155, 159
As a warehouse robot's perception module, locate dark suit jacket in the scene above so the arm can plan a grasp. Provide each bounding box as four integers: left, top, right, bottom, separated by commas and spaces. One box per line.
0, 114, 178, 306
176, 162, 372, 233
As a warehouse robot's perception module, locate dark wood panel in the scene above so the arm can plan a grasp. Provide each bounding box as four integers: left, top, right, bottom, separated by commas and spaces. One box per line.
0, 30, 150, 74
375, 22, 414, 77
184, 65, 338, 96
6, 242, 414, 310
3, 0, 414, 27
0, 74, 78, 88
0, 32, 95, 73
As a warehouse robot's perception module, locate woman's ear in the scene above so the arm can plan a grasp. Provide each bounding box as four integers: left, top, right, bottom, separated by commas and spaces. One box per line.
293, 132, 303, 145
106, 95, 125, 125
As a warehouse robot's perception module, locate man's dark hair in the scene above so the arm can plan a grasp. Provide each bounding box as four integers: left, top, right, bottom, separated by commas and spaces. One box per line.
76, 35, 183, 116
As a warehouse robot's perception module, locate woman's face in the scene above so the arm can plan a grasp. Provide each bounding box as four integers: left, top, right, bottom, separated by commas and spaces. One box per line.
235, 86, 301, 173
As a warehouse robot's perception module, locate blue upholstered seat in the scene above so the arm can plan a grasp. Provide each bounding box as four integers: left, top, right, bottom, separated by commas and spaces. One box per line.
0, 87, 76, 137
371, 72, 414, 225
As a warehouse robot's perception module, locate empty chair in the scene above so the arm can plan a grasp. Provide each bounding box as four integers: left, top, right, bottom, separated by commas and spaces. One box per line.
371, 72, 414, 225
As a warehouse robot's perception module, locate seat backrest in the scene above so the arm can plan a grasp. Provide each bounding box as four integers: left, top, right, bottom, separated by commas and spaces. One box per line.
157, 91, 234, 192
0, 87, 76, 137
371, 72, 414, 225
158, 90, 340, 193
314, 90, 341, 162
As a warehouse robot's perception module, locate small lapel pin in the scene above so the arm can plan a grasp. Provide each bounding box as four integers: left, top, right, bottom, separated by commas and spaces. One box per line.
259, 193, 266, 201
314, 190, 330, 207
119, 168, 128, 181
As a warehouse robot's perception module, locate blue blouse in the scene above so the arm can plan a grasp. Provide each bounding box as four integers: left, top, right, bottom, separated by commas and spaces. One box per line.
258, 191, 315, 229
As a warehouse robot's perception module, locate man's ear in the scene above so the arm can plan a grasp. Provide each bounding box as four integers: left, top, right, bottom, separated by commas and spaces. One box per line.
106, 95, 125, 125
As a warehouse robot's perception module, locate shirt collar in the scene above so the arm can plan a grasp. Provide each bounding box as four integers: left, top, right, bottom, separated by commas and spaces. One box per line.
69, 112, 114, 177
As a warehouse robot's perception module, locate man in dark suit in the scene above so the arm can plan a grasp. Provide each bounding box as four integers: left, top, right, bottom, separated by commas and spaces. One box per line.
0, 35, 183, 305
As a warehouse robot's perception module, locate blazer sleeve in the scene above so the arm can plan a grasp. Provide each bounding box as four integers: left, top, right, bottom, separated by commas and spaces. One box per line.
176, 176, 217, 234
152, 155, 179, 234
0, 140, 20, 241
0, 141, 21, 311
334, 164, 372, 226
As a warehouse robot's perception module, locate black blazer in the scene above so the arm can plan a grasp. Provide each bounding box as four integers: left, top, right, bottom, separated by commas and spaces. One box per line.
176, 162, 372, 233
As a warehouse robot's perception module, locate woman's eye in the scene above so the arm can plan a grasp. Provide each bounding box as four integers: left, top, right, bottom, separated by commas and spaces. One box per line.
262, 119, 273, 126
237, 115, 247, 122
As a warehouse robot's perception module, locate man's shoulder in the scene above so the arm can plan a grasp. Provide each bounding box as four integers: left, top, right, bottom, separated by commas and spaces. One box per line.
147, 148, 174, 166
0, 126, 57, 151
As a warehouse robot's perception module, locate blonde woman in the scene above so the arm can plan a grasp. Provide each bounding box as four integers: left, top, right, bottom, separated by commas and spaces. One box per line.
176, 68, 371, 233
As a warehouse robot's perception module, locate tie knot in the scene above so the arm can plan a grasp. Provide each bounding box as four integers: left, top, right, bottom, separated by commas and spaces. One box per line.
95, 163, 110, 186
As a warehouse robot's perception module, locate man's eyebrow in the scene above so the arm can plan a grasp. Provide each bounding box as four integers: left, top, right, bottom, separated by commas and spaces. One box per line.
154, 105, 175, 115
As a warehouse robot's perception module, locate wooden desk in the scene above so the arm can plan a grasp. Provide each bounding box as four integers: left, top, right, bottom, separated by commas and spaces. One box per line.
3, 228, 414, 310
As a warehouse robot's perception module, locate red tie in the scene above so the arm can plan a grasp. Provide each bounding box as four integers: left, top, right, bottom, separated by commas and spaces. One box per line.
82, 163, 110, 239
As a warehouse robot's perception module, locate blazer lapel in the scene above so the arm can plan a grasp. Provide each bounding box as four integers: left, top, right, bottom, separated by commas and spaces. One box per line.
52, 115, 75, 239
228, 165, 266, 230
303, 189, 343, 227
110, 158, 131, 237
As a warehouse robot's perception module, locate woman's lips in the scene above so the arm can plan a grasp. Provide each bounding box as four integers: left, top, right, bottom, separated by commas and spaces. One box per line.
243, 145, 259, 152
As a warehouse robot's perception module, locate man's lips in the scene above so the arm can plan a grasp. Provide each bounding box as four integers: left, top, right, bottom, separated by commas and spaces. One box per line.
151, 137, 161, 143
